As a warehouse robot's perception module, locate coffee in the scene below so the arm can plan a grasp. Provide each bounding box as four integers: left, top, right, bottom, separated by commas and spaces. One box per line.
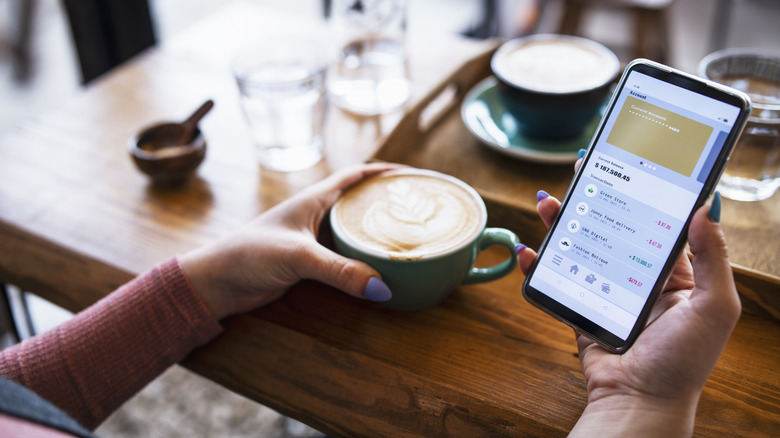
332, 171, 484, 260
492, 37, 619, 94
330, 168, 520, 311
490, 34, 619, 140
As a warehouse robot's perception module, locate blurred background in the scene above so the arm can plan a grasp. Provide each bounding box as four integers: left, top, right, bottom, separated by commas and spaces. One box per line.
1, 0, 779, 135
0, 0, 778, 436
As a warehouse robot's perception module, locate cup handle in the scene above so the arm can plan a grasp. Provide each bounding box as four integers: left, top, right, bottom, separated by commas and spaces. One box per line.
461, 228, 520, 285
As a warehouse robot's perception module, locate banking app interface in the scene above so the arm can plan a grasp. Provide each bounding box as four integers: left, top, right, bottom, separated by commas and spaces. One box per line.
529, 71, 741, 340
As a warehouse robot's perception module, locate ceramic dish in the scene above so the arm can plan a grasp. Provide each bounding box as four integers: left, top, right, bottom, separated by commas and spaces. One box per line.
461, 76, 605, 164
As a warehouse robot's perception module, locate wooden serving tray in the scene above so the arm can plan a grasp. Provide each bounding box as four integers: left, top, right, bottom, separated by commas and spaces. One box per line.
371, 47, 780, 320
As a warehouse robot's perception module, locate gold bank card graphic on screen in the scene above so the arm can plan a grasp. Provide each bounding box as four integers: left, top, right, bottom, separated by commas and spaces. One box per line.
607, 96, 713, 177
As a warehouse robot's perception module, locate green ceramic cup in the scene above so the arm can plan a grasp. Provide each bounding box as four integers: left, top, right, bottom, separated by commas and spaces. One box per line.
330, 168, 521, 311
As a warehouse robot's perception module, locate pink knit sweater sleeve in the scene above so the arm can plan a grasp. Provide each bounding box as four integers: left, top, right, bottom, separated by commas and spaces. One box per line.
0, 257, 223, 430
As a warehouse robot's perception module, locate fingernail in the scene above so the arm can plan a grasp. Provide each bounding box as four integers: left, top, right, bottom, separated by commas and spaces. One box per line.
515, 243, 527, 253
708, 191, 721, 222
364, 277, 392, 302
537, 190, 549, 202
577, 149, 586, 159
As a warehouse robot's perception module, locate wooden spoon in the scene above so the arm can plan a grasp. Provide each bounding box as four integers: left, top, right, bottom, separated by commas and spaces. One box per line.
177, 99, 214, 145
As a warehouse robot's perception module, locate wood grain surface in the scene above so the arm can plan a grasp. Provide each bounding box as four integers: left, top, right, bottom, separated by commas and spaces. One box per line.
0, 2, 777, 437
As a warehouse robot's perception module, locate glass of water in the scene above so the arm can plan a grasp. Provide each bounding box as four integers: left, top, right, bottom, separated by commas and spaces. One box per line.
717, 121, 780, 201
700, 49, 780, 201
327, 0, 411, 116
233, 39, 329, 172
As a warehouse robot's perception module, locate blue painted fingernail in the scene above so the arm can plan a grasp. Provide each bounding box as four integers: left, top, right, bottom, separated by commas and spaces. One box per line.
708, 191, 721, 222
515, 243, 527, 253
537, 190, 549, 202
578, 149, 586, 159
364, 277, 392, 302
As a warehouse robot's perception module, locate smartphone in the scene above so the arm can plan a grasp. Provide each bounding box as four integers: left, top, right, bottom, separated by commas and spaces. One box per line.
522, 59, 752, 353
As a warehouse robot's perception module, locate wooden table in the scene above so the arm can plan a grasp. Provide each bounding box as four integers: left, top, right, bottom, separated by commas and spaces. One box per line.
0, 2, 778, 436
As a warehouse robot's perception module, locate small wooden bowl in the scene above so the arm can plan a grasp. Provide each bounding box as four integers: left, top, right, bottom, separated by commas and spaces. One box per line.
128, 123, 206, 185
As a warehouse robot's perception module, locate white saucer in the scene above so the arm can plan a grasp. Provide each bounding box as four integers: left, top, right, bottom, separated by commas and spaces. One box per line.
461, 76, 605, 164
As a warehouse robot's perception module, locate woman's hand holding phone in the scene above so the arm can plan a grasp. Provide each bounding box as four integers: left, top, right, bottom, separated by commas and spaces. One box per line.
517, 159, 742, 437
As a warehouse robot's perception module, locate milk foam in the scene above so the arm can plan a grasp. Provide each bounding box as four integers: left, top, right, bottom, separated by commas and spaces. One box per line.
335, 174, 483, 259
496, 40, 616, 93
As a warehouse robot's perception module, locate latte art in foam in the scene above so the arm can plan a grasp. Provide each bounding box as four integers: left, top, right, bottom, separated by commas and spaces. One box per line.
333, 173, 483, 259
364, 179, 464, 254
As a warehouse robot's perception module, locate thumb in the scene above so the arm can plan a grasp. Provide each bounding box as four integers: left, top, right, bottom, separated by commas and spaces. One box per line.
301, 245, 392, 303
687, 193, 741, 326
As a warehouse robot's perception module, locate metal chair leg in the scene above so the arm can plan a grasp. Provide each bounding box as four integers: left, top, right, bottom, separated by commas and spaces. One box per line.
1, 284, 36, 344
1, 283, 21, 346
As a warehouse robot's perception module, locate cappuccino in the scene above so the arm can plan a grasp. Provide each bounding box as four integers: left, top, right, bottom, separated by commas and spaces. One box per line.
492, 35, 619, 94
490, 34, 619, 139
330, 168, 520, 311
332, 170, 484, 260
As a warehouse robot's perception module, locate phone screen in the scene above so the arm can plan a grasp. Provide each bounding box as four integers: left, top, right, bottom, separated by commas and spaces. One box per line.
522, 60, 751, 352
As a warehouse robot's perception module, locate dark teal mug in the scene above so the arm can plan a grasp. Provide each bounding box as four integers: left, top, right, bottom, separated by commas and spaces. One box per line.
491, 34, 619, 140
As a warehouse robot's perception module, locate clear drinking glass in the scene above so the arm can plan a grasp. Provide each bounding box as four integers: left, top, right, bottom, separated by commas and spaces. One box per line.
718, 121, 780, 201
233, 39, 329, 172
700, 49, 780, 201
327, 0, 411, 116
